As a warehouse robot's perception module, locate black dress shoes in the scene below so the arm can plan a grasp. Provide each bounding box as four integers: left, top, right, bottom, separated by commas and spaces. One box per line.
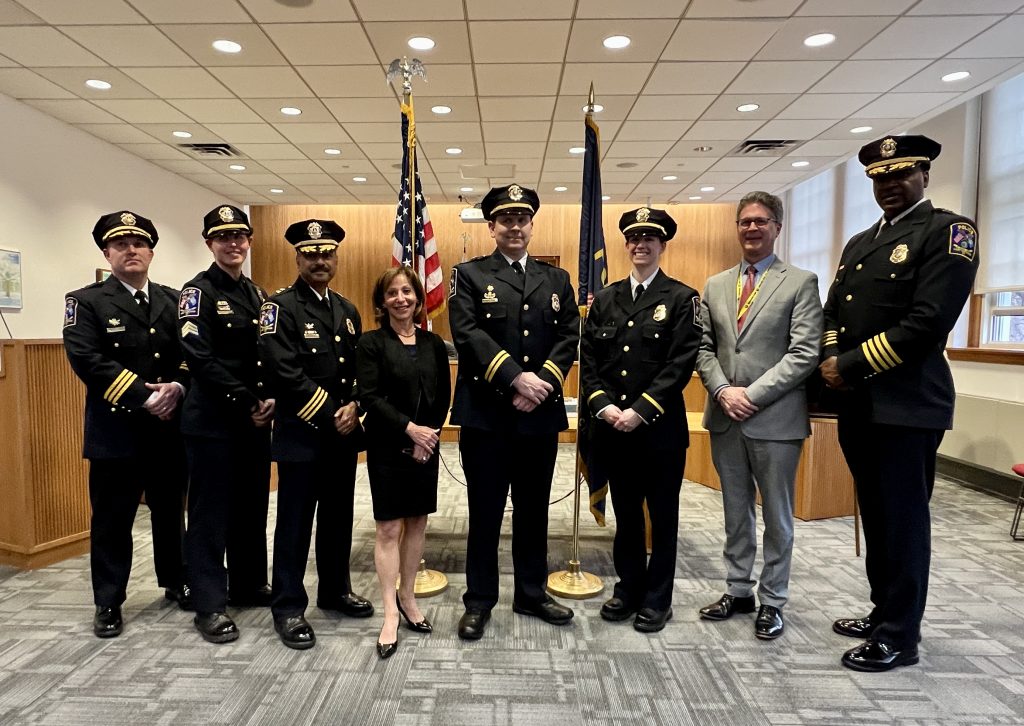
457, 608, 491, 640
754, 604, 784, 640
228, 584, 273, 607
164, 584, 193, 611
93, 606, 123, 638
317, 592, 374, 618
699, 594, 756, 621
376, 638, 398, 659
194, 612, 240, 644
833, 615, 875, 638
274, 615, 315, 650
841, 640, 919, 672
633, 607, 672, 633
600, 597, 639, 622
396, 597, 432, 633
512, 597, 574, 625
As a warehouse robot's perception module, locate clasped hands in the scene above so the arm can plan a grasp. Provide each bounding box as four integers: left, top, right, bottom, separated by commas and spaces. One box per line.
143, 382, 183, 421
511, 371, 553, 412
717, 386, 759, 422
599, 405, 644, 433
406, 422, 440, 465
818, 356, 847, 389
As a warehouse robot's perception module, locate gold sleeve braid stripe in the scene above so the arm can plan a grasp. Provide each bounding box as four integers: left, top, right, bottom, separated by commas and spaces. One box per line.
297, 387, 328, 421
641, 392, 665, 414
587, 389, 606, 404
870, 336, 897, 369
878, 332, 903, 365
179, 361, 189, 371
860, 332, 904, 374
485, 351, 510, 382
542, 360, 564, 387
103, 369, 138, 404
861, 340, 883, 373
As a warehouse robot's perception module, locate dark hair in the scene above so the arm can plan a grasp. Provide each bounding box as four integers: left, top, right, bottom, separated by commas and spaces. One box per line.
737, 191, 784, 225
371, 267, 425, 327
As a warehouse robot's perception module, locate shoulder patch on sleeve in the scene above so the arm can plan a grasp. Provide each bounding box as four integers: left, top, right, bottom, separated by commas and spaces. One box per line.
449, 267, 458, 298
949, 222, 977, 261
259, 301, 279, 336
178, 287, 201, 319
64, 297, 78, 328
692, 295, 702, 329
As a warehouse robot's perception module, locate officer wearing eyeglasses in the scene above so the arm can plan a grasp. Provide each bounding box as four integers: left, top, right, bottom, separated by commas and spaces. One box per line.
820, 135, 979, 672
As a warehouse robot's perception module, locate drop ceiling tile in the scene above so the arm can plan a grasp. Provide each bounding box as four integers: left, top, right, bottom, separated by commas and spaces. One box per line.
796, 0, 915, 15
708, 157, 776, 173
856, 92, 959, 118
321, 97, 401, 123
247, 98, 335, 123
209, 67, 314, 98
949, 15, 1024, 58
686, 0, 802, 17
560, 63, 653, 95
726, 61, 838, 94
484, 141, 547, 158
0, 55, 16, 67
746, 170, 805, 183
663, 20, 782, 61
0, 68, 74, 98
410, 64, 475, 97
471, 21, 569, 63
122, 67, 233, 98
908, 0, 1024, 14
24, 98, 121, 123
893, 58, 1023, 92
693, 170, 757, 184
202, 123, 288, 143
34, 67, 156, 98
136, 123, 222, 143
816, 118, 906, 140
645, 62, 745, 94
262, 23, 375, 65
222, 172, 283, 185
565, 19, 677, 63
628, 95, 715, 120
0, 0, 43, 23
477, 64, 560, 96
250, 159, 319, 175
352, 0, 463, 20
117, 143, 190, 160
754, 17, 891, 62
363, 21, 471, 64
549, 120, 621, 141
699, 94, 798, 121
428, 158, 487, 174
76, 123, 158, 143
128, 0, 250, 23
775, 93, 878, 120
790, 139, 864, 156
682, 119, 765, 140
16, 0, 146, 24
661, 157, 717, 173
666, 138, 737, 156
296, 143, 366, 160
278, 172, 334, 186
416, 96, 480, 122
480, 122, 548, 143
153, 159, 221, 174
541, 158, 585, 173
60, 25, 195, 66
273, 122, 353, 143
416, 121, 485, 143
235, 0, 356, 22
811, 59, 931, 93
615, 120, 692, 141
605, 139, 675, 157
341, 121, 407, 143
0, 27, 104, 66
754, 119, 834, 139
159, 24, 287, 67
93, 99, 192, 123
170, 99, 262, 123
764, 156, 836, 172
357, 141, 409, 160
576, 0, 685, 18
639, 171, 698, 185
235, 143, 308, 160
553, 95, 635, 121
852, 16, 1000, 60
294, 185, 348, 197
298, 66, 391, 97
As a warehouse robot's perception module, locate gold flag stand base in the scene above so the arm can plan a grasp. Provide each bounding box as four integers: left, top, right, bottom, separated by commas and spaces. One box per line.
412, 559, 448, 598
547, 560, 603, 599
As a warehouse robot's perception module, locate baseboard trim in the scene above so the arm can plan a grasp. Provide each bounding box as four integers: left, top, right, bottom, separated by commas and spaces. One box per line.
937, 455, 1022, 502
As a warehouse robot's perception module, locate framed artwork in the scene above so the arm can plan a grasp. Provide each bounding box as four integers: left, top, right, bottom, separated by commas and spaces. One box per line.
95, 268, 112, 283
0, 248, 22, 309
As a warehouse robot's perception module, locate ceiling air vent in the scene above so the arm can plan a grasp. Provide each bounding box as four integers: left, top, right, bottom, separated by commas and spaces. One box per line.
177, 143, 244, 158
728, 139, 802, 157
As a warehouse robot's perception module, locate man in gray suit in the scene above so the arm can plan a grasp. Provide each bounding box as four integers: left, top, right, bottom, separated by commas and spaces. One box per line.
696, 191, 823, 640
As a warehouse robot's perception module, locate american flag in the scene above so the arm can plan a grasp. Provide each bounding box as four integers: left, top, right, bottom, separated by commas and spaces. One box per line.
391, 99, 445, 323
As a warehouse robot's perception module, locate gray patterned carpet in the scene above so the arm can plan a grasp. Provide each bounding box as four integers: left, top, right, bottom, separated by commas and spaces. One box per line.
1, 444, 1023, 725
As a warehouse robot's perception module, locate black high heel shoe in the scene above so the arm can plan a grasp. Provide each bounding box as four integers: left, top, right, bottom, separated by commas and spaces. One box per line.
396, 596, 433, 633
376, 636, 398, 659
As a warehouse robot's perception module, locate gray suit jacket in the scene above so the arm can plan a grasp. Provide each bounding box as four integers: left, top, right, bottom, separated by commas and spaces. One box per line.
697, 258, 823, 440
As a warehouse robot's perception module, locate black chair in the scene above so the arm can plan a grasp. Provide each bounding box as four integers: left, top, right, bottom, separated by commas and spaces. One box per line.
1012, 463, 1024, 541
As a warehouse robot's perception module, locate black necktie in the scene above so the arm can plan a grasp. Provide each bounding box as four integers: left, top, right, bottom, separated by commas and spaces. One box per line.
634, 283, 645, 301
135, 290, 150, 317
511, 260, 524, 276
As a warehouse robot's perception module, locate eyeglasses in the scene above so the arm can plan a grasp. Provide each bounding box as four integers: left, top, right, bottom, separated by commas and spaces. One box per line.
736, 217, 777, 229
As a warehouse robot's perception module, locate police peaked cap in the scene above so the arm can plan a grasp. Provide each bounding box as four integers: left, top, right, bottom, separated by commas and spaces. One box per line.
284, 219, 345, 252
619, 207, 677, 242
859, 134, 941, 177
92, 210, 158, 249
202, 204, 253, 238
480, 183, 540, 220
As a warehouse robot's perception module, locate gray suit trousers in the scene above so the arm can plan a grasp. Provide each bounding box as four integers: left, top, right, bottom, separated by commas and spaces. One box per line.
710, 424, 802, 608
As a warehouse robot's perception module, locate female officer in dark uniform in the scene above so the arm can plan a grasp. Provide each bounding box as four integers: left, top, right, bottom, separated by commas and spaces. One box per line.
580, 207, 702, 633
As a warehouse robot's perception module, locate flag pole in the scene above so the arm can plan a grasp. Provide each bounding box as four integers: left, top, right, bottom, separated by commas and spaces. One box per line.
386, 56, 447, 598
547, 82, 604, 600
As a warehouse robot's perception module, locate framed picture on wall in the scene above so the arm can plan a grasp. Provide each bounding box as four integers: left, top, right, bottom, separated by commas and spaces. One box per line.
0, 248, 23, 310
95, 269, 112, 283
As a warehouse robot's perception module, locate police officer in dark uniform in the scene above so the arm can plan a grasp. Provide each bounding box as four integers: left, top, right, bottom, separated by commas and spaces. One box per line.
257, 219, 373, 650
449, 183, 580, 640
63, 211, 190, 638
580, 208, 701, 633
820, 135, 979, 672
179, 205, 274, 644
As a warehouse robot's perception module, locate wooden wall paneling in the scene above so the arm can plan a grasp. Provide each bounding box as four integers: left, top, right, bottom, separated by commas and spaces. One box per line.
0, 341, 33, 561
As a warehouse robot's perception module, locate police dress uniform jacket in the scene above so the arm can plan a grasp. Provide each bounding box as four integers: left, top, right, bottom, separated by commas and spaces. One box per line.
178, 263, 268, 437
448, 250, 579, 434
581, 269, 702, 449
822, 200, 979, 429
64, 275, 189, 458
257, 278, 363, 461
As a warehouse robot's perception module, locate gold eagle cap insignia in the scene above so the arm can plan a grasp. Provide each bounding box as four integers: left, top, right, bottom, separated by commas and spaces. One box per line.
636, 207, 651, 223
880, 138, 897, 158
120, 212, 136, 226
218, 206, 234, 222
307, 221, 322, 239
507, 184, 524, 202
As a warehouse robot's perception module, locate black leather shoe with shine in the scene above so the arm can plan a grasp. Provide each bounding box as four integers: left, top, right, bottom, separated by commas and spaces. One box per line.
93, 606, 123, 638
317, 592, 374, 618
164, 584, 193, 611
194, 611, 240, 644
376, 639, 398, 659
396, 596, 432, 633
833, 615, 875, 638
754, 604, 785, 640
633, 607, 673, 633
600, 597, 639, 622
512, 597, 574, 625
274, 615, 316, 650
699, 594, 756, 621
841, 640, 919, 672
457, 608, 491, 640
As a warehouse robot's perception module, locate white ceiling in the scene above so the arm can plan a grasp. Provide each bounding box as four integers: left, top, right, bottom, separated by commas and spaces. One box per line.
2, 0, 1024, 206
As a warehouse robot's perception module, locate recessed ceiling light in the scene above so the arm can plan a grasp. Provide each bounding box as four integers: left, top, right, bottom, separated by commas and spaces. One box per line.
172, 130, 192, 138
850, 125, 873, 134
408, 36, 435, 51
229, 164, 246, 171
700, 186, 715, 192
582, 103, 605, 113
693, 145, 713, 152
212, 39, 242, 54
352, 176, 367, 182
601, 195, 611, 201
280, 106, 302, 116
942, 70, 971, 83
791, 160, 810, 168
431, 105, 452, 114
603, 35, 631, 49
662, 175, 678, 181
269, 188, 284, 194
554, 186, 568, 192
324, 148, 341, 155
804, 32, 836, 48
445, 147, 462, 155
85, 79, 111, 90
689, 196, 702, 200
737, 103, 759, 113
460, 186, 474, 192
569, 146, 586, 155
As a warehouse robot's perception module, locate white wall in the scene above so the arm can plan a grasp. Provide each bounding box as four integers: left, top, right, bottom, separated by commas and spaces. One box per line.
0, 93, 237, 339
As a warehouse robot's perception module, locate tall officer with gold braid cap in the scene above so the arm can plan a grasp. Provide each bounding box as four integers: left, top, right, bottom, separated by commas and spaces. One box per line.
448, 183, 580, 640
178, 204, 274, 644
820, 135, 979, 672
257, 218, 373, 650
63, 211, 191, 638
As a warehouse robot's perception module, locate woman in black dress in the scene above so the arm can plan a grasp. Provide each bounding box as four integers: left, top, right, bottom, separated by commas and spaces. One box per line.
356, 267, 451, 658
